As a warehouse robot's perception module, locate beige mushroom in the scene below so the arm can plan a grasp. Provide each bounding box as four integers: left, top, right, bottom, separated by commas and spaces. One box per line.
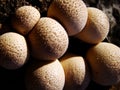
75, 7, 110, 44
86, 42, 120, 85
60, 53, 91, 90
47, 0, 88, 36
0, 32, 29, 70
28, 17, 69, 60
25, 59, 65, 90
11, 6, 40, 35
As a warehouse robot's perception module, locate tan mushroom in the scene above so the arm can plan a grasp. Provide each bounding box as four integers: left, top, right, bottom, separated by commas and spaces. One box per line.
0, 32, 29, 70
86, 42, 120, 85
75, 7, 109, 44
47, 0, 88, 36
11, 6, 40, 35
28, 17, 69, 60
25, 59, 65, 90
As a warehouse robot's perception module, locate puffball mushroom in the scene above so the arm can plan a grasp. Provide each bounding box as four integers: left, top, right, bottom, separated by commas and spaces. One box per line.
0, 32, 29, 70
86, 42, 120, 85
47, 0, 88, 36
60, 53, 91, 90
25, 59, 65, 90
28, 17, 69, 60
11, 5, 40, 35
75, 7, 109, 44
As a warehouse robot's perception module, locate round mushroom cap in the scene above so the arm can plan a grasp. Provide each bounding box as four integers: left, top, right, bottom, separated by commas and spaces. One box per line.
28, 17, 69, 60
47, 0, 88, 36
75, 7, 109, 44
86, 42, 120, 85
0, 32, 29, 70
25, 59, 65, 90
60, 53, 91, 90
11, 6, 40, 35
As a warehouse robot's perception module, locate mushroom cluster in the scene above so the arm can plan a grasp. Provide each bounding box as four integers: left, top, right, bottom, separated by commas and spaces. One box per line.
0, 0, 120, 90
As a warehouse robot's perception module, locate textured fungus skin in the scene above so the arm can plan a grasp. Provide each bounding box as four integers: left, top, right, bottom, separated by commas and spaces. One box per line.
47, 0, 88, 36
60, 53, 91, 90
0, 32, 28, 69
75, 7, 110, 44
25, 60, 65, 90
11, 6, 40, 35
28, 17, 69, 60
86, 42, 120, 85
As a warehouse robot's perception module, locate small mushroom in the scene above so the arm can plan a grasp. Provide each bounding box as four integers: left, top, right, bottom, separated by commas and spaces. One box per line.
28, 17, 69, 60
75, 7, 110, 44
86, 42, 120, 85
60, 53, 91, 90
25, 59, 65, 90
11, 6, 40, 35
0, 32, 29, 70
47, 0, 88, 36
